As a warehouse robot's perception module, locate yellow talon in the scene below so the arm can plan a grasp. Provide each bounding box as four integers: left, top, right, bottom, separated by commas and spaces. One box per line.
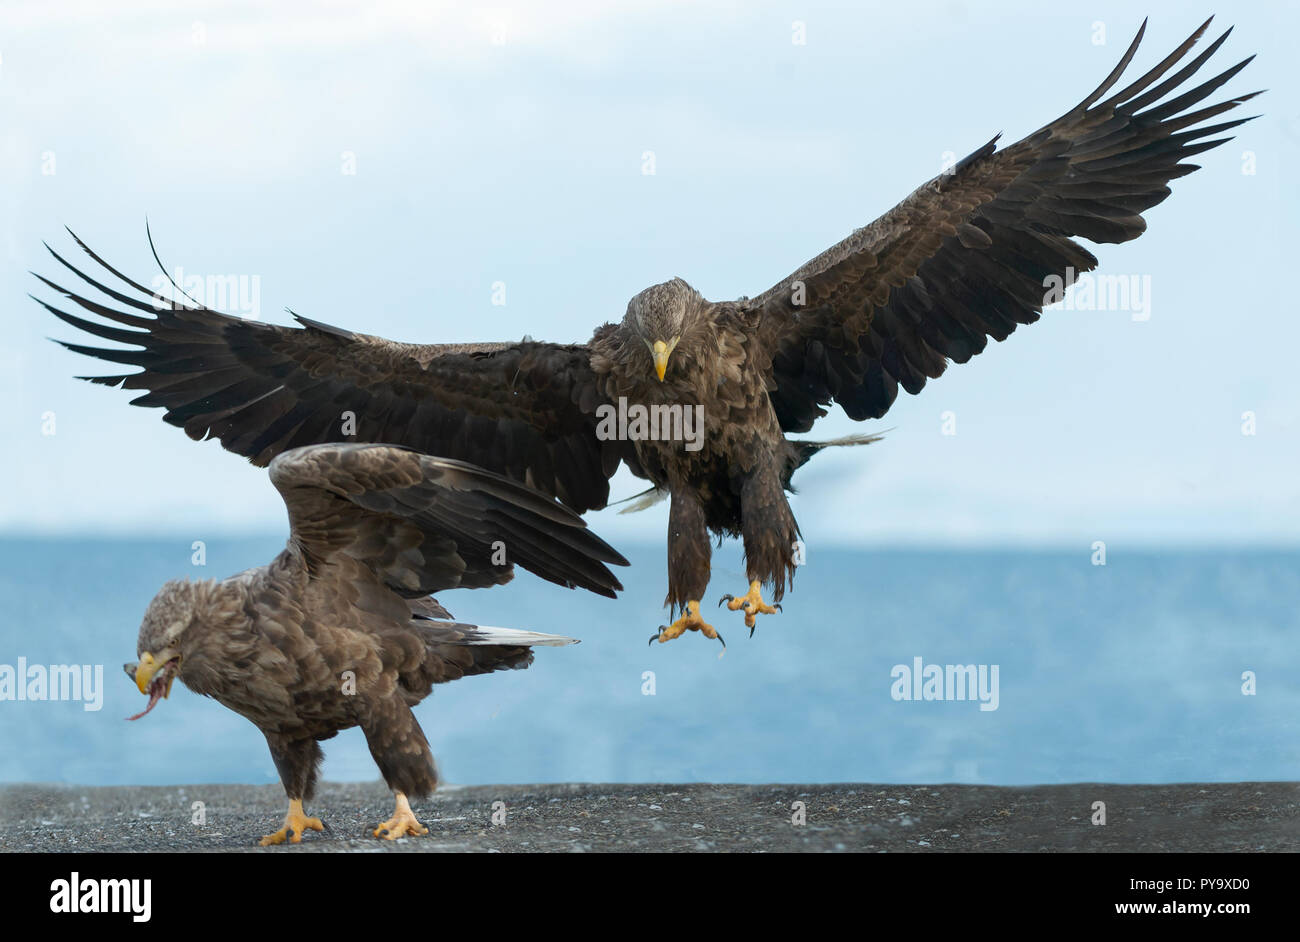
373, 792, 429, 840
259, 798, 325, 846
650, 600, 724, 649
720, 580, 781, 633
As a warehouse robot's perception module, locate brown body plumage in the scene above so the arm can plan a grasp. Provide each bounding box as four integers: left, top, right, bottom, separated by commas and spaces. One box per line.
126, 443, 626, 842
589, 287, 802, 612
43, 19, 1258, 645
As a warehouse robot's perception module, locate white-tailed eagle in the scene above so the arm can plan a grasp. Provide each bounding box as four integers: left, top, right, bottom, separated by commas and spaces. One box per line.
40, 19, 1258, 649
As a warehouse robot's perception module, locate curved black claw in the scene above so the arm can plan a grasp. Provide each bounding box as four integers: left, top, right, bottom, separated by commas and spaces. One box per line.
748, 623, 757, 639
649, 627, 667, 646
715, 631, 726, 652
718, 594, 734, 608
774, 603, 783, 612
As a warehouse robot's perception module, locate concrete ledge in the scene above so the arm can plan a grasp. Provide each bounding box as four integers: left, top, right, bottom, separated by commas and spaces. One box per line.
3, 782, 1298, 852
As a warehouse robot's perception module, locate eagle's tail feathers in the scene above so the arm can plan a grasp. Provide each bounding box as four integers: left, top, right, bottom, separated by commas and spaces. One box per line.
790, 430, 886, 470
782, 430, 887, 490
795, 431, 887, 451
612, 485, 669, 514
428, 622, 579, 647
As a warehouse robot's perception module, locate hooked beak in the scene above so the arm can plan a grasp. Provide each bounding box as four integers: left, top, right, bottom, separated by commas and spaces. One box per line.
132, 651, 177, 698
647, 337, 679, 382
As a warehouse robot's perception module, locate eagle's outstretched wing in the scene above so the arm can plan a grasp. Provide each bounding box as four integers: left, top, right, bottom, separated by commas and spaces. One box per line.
34, 234, 635, 513
268, 443, 627, 599
752, 18, 1260, 432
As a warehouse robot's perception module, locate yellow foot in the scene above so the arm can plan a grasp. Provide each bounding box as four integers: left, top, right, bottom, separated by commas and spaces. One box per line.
719, 580, 781, 635
259, 798, 324, 846
649, 600, 725, 650
373, 792, 429, 840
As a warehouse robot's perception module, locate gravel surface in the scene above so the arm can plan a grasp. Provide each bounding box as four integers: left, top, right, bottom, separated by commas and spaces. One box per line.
3, 781, 1298, 852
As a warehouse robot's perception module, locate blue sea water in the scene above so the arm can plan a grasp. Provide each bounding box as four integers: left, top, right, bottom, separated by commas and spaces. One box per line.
0, 537, 1296, 787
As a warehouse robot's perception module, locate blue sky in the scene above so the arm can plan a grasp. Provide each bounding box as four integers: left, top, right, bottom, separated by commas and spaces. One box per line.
2, 0, 1295, 547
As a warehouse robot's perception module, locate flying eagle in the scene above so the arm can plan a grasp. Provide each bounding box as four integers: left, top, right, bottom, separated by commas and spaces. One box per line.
124, 442, 626, 844
39, 19, 1258, 648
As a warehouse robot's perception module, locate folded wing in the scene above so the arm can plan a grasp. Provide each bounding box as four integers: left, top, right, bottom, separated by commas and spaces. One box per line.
268, 443, 628, 599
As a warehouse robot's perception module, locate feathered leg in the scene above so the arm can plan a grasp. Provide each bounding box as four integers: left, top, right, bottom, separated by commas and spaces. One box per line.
651, 488, 724, 649
360, 699, 435, 839
719, 462, 796, 635
259, 735, 326, 846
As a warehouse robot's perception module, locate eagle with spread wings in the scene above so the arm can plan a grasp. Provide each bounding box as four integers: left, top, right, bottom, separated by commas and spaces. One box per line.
39, 19, 1258, 648
126, 443, 626, 843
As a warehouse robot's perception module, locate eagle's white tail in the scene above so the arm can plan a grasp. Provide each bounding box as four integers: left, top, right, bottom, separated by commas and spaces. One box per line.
793, 431, 887, 450
611, 485, 669, 515
457, 625, 578, 647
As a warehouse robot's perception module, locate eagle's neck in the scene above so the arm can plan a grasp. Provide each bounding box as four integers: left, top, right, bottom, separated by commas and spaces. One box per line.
174, 578, 259, 698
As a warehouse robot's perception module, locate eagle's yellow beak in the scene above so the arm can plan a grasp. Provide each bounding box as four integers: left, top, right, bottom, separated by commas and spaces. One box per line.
648, 337, 679, 382
134, 651, 177, 698
652, 341, 669, 382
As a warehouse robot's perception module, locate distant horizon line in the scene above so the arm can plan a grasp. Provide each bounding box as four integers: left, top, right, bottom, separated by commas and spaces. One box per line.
2, 532, 1298, 554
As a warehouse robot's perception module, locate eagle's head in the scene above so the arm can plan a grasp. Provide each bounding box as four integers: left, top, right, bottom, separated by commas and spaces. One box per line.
622, 277, 705, 382
124, 579, 200, 720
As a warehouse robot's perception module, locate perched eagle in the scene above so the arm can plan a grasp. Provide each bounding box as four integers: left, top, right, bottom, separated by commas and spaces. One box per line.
39, 19, 1258, 648
124, 442, 626, 844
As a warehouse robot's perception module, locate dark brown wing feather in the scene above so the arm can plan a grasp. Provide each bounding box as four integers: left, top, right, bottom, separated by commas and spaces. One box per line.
34, 232, 635, 513
753, 18, 1261, 431
269, 442, 628, 598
